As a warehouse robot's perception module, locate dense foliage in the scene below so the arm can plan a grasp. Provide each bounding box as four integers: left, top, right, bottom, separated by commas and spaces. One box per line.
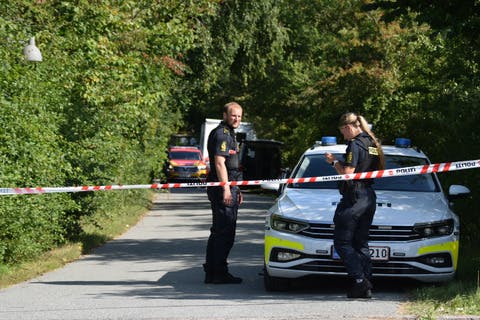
0, 0, 217, 264
0, 0, 478, 267
184, 0, 479, 241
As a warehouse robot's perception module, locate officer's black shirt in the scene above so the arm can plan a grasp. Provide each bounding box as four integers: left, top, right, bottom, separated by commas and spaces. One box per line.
343, 132, 379, 185
206, 121, 242, 182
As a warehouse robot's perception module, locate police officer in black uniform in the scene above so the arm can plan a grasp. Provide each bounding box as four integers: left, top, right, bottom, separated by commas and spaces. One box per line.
325, 112, 385, 298
203, 102, 244, 284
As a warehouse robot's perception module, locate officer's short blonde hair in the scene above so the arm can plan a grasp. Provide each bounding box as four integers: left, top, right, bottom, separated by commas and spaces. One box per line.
223, 102, 242, 115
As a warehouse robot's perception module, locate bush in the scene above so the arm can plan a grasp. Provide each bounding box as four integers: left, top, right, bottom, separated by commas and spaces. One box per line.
0, 0, 215, 265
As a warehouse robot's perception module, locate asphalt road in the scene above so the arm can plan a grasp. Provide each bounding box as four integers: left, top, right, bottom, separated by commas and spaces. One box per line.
0, 189, 413, 320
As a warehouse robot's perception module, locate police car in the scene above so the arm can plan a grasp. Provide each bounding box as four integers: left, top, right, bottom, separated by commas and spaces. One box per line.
263, 137, 471, 291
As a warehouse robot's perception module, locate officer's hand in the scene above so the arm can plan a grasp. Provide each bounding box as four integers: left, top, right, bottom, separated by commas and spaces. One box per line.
223, 187, 233, 205
325, 152, 336, 163
238, 191, 243, 205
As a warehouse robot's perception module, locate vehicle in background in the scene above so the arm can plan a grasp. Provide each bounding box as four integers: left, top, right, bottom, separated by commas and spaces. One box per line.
165, 146, 207, 182
199, 118, 284, 182
239, 139, 284, 181
199, 118, 256, 169
169, 133, 199, 148
263, 137, 471, 291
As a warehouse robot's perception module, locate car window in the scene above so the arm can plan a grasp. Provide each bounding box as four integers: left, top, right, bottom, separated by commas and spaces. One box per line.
289, 154, 439, 192
290, 155, 338, 189
376, 155, 439, 192
169, 151, 202, 161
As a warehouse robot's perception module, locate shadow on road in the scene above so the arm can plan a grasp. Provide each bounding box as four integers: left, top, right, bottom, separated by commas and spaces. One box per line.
33, 189, 419, 303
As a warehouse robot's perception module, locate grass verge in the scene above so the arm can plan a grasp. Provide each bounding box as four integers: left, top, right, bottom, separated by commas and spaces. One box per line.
0, 197, 151, 289
404, 244, 480, 318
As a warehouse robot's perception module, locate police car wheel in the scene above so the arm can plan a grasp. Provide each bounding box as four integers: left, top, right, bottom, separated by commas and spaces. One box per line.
263, 267, 290, 292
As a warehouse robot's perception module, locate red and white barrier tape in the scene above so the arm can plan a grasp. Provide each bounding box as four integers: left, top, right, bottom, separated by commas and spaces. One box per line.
1, 159, 479, 196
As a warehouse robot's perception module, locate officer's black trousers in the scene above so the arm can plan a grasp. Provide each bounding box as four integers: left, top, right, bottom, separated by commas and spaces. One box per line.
205, 186, 240, 274
333, 183, 376, 281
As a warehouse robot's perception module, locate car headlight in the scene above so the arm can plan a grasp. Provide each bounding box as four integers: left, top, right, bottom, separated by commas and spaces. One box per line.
198, 165, 207, 170
413, 219, 454, 238
270, 214, 309, 233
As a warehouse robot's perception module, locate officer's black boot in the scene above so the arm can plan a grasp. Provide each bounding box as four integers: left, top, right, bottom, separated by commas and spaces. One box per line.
203, 263, 214, 284
212, 272, 242, 284
364, 277, 373, 290
347, 279, 372, 299
211, 265, 242, 284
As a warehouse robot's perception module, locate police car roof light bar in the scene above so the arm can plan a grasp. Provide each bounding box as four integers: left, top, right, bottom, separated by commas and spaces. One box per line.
321, 136, 337, 146
395, 138, 411, 148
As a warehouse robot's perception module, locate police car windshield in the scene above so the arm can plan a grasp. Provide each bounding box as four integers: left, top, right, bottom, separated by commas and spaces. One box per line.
170, 151, 202, 160
289, 154, 439, 192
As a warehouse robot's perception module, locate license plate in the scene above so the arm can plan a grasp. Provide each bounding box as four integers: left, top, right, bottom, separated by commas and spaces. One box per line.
178, 172, 192, 178
331, 246, 390, 261
369, 246, 390, 261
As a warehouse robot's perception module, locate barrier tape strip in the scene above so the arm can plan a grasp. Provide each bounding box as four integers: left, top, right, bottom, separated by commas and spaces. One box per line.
1, 159, 479, 196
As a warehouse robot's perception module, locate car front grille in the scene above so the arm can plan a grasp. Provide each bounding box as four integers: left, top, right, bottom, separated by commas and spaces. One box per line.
174, 166, 199, 173
299, 223, 421, 242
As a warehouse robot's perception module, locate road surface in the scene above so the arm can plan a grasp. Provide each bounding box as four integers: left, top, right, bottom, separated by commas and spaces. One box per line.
0, 189, 412, 320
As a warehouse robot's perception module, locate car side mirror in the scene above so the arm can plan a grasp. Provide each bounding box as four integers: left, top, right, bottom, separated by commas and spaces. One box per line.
277, 168, 291, 194
448, 184, 471, 201
260, 168, 291, 195
261, 182, 281, 192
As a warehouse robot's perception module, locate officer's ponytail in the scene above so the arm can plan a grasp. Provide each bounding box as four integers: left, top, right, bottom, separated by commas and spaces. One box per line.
339, 112, 385, 170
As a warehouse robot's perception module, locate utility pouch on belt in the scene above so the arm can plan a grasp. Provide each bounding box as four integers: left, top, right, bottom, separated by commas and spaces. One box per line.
338, 180, 358, 203
338, 180, 352, 196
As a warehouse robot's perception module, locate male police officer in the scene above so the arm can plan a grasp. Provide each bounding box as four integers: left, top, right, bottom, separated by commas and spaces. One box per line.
203, 102, 244, 284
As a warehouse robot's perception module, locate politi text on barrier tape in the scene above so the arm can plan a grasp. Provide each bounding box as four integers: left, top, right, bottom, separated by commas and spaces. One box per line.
1, 159, 479, 196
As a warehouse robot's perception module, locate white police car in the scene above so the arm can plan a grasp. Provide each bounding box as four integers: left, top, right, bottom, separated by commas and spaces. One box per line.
263, 137, 471, 291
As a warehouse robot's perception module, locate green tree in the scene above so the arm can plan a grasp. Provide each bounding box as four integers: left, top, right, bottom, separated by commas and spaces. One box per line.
366, 0, 480, 242
183, 0, 288, 131
241, 0, 419, 166
0, 0, 218, 264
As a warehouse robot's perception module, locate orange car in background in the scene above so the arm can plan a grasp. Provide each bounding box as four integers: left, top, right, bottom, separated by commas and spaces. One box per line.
165, 146, 208, 182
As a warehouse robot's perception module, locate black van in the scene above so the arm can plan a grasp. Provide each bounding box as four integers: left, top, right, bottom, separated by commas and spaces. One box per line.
238, 139, 283, 181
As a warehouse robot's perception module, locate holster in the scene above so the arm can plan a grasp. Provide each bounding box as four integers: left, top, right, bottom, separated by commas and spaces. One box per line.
338, 180, 358, 203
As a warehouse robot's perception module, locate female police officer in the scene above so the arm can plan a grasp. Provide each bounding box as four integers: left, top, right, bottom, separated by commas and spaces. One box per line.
325, 112, 385, 298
